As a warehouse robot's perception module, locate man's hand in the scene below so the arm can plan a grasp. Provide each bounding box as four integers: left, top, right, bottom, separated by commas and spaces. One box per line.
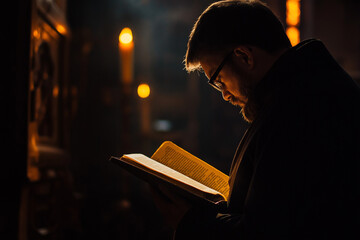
150, 184, 192, 230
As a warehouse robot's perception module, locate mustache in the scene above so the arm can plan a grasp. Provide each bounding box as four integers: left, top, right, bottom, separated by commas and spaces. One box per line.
228, 96, 245, 107
228, 96, 238, 106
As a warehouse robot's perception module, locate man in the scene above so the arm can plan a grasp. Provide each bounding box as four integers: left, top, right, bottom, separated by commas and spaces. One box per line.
151, 1, 360, 239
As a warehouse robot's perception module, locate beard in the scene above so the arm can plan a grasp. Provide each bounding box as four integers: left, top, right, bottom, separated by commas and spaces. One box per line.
228, 84, 257, 123
228, 95, 243, 107
224, 62, 260, 123
227, 95, 254, 123
241, 106, 255, 123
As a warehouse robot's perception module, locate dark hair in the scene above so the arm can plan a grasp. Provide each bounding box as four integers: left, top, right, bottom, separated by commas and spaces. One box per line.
185, 0, 291, 72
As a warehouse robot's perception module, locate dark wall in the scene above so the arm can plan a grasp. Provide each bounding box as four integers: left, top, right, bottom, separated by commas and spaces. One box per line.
2, 0, 31, 239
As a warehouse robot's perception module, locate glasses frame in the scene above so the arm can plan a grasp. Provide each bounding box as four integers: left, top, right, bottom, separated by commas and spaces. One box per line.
208, 51, 233, 91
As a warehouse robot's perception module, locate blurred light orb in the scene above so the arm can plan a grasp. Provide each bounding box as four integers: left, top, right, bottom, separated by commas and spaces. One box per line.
56, 24, 66, 34
286, 0, 300, 26
119, 28, 133, 44
286, 26, 300, 46
137, 84, 150, 98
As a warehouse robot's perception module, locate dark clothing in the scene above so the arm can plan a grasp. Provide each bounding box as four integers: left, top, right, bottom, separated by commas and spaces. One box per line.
175, 39, 360, 239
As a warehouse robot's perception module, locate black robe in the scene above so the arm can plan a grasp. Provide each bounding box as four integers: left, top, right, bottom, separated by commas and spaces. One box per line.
175, 39, 360, 240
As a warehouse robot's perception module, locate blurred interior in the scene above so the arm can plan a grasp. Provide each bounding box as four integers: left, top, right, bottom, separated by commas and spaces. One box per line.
3, 0, 360, 239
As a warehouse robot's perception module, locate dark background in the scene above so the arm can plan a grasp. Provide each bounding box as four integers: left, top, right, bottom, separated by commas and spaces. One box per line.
3, 0, 359, 239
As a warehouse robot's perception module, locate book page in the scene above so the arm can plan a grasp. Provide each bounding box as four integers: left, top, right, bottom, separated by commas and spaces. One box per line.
151, 141, 229, 199
121, 154, 225, 199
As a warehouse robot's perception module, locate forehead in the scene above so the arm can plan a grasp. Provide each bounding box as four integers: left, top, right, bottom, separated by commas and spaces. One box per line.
199, 55, 222, 79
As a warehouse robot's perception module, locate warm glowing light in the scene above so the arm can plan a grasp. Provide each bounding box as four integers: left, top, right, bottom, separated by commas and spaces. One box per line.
33, 29, 40, 39
286, 0, 301, 46
286, 0, 301, 26
42, 31, 50, 41
118, 27, 134, 85
56, 24, 66, 34
137, 84, 150, 98
119, 28, 133, 45
53, 85, 59, 98
31, 135, 38, 152
286, 27, 300, 46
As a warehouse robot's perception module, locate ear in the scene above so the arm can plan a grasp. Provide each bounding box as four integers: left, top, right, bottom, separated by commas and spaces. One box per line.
234, 46, 254, 69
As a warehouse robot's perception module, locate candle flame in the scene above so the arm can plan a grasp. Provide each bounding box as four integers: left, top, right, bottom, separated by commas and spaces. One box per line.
119, 28, 133, 45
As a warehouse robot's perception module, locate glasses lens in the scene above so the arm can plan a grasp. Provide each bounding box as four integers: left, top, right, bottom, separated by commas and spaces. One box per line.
208, 52, 232, 92
212, 81, 222, 91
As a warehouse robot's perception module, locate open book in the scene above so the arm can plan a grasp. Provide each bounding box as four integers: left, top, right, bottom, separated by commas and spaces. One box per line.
109, 141, 229, 209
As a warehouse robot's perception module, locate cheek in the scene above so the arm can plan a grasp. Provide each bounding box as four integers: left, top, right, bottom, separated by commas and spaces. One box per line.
225, 73, 244, 97
227, 80, 240, 96
231, 69, 254, 97
225, 65, 243, 87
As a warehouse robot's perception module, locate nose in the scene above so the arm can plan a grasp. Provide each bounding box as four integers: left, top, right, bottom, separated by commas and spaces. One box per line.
222, 90, 232, 102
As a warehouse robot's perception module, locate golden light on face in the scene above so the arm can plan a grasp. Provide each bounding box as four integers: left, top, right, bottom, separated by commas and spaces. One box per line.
119, 28, 133, 45
137, 84, 150, 98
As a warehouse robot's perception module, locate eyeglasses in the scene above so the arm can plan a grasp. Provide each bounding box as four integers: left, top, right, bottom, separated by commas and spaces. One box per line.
208, 52, 233, 91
